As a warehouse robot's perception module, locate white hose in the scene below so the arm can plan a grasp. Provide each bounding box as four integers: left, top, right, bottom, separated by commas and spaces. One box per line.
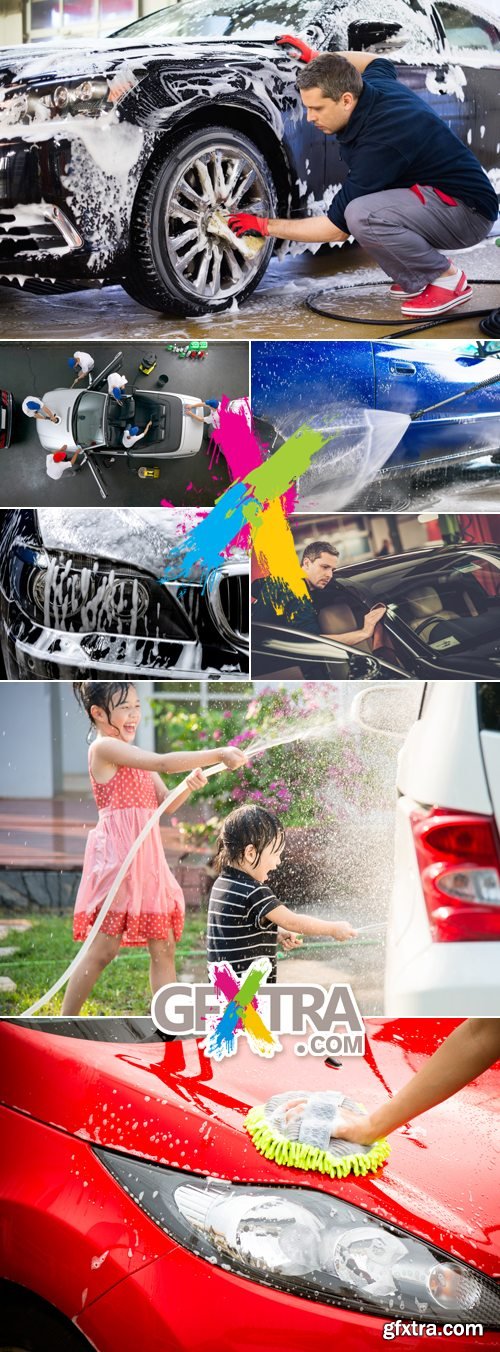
22, 721, 338, 1017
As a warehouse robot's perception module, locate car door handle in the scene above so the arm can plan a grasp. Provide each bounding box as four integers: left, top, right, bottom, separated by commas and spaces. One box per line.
389, 362, 417, 375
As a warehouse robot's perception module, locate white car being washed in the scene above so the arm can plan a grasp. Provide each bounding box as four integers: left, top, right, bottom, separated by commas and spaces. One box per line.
35, 352, 204, 460
353, 681, 500, 1016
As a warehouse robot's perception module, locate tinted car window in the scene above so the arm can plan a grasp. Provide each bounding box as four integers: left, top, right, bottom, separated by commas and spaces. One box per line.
437, 2, 500, 48
479, 684, 500, 730
347, 551, 500, 604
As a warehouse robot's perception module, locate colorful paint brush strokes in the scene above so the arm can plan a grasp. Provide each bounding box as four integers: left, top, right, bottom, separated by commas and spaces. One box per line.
161, 399, 330, 610
202, 958, 281, 1061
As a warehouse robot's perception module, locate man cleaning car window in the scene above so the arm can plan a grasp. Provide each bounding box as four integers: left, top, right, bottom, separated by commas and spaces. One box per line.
253, 541, 386, 643
228, 45, 498, 318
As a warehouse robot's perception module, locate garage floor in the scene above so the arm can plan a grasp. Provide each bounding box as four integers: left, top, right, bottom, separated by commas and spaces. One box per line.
0, 238, 498, 340
0, 340, 249, 507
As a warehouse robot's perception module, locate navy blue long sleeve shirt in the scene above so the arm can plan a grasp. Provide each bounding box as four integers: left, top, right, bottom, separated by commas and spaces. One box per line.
327, 59, 498, 232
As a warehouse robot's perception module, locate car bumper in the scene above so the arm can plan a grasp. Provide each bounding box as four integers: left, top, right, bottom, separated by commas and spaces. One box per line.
0, 136, 123, 280
77, 1234, 407, 1352
0, 615, 220, 680
385, 941, 500, 1016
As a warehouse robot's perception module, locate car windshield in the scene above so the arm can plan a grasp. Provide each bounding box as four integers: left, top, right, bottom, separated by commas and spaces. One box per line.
73, 390, 106, 449
351, 550, 500, 654
112, 0, 324, 40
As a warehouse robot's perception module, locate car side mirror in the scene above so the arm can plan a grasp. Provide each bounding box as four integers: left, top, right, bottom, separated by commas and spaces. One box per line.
251, 620, 383, 680
351, 683, 425, 738
343, 20, 403, 51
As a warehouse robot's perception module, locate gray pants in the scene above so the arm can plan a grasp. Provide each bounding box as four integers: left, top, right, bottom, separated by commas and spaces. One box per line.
344, 186, 492, 290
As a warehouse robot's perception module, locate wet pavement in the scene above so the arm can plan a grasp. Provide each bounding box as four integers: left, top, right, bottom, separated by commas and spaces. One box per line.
0, 339, 248, 506
1, 238, 498, 341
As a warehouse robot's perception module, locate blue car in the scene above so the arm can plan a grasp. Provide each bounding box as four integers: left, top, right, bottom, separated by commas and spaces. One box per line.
252, 339, 500, 508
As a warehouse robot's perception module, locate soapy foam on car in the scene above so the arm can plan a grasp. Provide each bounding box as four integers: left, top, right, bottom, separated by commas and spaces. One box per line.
37, 507, 209, 577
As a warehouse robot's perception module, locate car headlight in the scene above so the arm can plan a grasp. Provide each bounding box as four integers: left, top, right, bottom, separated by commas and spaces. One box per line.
95, 1149, 500, 1326
10, 71, 138, 123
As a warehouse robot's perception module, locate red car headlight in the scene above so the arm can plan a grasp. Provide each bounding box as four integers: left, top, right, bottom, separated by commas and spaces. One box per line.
95, 1148, 500, 1327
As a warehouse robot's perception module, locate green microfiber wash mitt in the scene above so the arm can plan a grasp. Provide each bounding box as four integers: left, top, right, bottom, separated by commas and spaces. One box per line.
245, 1090, 390, 1178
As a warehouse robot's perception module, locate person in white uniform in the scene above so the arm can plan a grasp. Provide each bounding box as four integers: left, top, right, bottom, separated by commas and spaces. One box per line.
186, 398, 221, 428
69, 352, 94, 386
22, 396, 59, 424
107, 372, 128, 403
122, 420, 153, 449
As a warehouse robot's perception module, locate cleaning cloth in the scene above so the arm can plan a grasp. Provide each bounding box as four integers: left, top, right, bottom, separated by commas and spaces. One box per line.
245, 1090, 390, 1178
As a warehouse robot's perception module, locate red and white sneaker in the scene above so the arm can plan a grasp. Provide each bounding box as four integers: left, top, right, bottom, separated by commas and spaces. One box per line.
400, 269, 472, 316
389, 283, 425, 297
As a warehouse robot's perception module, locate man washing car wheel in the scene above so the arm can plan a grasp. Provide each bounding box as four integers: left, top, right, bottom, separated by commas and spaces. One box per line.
229, 43, 498, 318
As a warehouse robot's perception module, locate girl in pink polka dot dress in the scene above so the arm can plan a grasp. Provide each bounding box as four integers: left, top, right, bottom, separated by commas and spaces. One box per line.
62, 681, 247, 1015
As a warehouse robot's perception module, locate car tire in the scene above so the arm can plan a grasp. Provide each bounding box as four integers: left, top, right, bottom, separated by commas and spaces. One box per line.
0, 1295, 93, 1352
124, 127, 277, 316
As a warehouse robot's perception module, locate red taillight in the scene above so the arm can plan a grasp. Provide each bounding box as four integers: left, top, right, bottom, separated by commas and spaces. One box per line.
410, 809, 500, 942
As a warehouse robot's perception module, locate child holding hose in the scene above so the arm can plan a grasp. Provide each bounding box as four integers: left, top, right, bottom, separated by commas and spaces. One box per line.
61, 682, 246, 1015
207, 804, 356, 981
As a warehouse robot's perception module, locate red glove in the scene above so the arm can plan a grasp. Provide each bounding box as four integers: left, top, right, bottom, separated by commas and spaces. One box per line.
276, 33, 318, 62
228, 213, 270, 238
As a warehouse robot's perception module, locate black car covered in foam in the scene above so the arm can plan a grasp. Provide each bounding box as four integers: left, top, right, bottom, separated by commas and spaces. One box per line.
0, 0, 498, 315
0, 508, 249, 679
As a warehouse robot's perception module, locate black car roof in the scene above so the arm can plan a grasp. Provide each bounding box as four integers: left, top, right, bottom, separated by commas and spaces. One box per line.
336, 543, 500, 581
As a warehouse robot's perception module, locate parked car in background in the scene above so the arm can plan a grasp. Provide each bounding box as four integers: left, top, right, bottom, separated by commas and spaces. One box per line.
252, 340, 500, 509
353, 681, 500, 1015
0, 0, 498, 315
0, 508, 249, 679
0, 390, 13, 451
252, 544, 500, 681
36, 352, 204, 461
1, 1016, 499, 1351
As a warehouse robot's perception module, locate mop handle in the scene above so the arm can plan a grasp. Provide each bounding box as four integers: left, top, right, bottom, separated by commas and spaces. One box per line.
411, 367, 500, 420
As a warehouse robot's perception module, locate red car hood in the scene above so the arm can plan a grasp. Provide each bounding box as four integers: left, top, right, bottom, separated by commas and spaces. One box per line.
1, 1017, 498, 1278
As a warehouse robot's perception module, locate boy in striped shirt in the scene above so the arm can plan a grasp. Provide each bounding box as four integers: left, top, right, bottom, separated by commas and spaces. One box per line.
207, 805, 356, 981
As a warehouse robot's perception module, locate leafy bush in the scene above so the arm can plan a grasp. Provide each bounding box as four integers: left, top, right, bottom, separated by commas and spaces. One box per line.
152, 685, 393, 843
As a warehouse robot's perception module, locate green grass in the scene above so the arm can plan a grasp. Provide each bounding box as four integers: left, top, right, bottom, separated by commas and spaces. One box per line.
0, 910, 208, 1017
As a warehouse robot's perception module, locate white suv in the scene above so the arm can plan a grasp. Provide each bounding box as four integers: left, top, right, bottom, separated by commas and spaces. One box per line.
353, 681, 500, 1016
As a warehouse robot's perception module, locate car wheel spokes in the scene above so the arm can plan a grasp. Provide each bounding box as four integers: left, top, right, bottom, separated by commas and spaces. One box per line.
165, 143, 271, 301
226, 165, 257, 208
